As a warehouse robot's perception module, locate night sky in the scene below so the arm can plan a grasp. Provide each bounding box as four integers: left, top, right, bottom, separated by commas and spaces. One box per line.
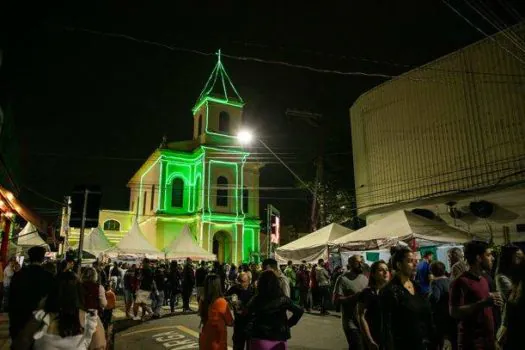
1, 0, 522, 231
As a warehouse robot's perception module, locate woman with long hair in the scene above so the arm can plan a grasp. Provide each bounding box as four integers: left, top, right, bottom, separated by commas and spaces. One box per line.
199, 274, 234, 350
498, 259, 525, 349
356, 260, 390, 350
15, 271, 106, 350
380, 247, 435, 350
81, 267, 107, 317
496, 245, 524, 301
246, 270, 304, 350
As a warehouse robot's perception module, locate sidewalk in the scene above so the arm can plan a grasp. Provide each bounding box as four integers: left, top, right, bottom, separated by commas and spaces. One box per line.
0, 313, 9, 350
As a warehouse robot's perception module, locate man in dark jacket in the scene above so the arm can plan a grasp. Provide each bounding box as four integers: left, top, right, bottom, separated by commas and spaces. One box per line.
226, 272, 254, 350
9, 246, 55, 340
182, 258, 195, 312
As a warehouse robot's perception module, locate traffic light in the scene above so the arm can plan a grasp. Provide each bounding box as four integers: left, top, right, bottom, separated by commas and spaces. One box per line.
69, 186, 102, 229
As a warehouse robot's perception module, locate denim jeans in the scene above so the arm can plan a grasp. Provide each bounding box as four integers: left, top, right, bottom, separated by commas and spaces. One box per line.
153, 290, 165, 316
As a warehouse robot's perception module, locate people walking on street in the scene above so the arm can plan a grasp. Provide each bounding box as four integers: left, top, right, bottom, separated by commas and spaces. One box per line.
81, 267, 107, 317
199, 274, 234, 350
448, 247, 468, 282
133, 258, 154, 321
380, 246, 436, 350
152, 266, 166, 318
356, 260, 389, 350
296, 263, 310, 311
182, 258, 195, 312
225, 272, 255, 350
168, 261, 183, 313
315, 259, 331, 315
334, 255, 368, 350
284, 260, 297, 302
495, 245, 524, 302
262, 258, 290, 298
3, 256, 17, 311
497, 258, 525, 350
123, 264, 137, 318
428, 261, 453, 350
12, 271, 106, 350
8, 246, 55, 341
415, 251, 433, 297
450, 241, 502, 350
246, 270, 303, 350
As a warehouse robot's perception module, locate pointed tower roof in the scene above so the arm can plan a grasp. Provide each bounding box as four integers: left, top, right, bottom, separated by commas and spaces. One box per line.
193, 49, 244, 113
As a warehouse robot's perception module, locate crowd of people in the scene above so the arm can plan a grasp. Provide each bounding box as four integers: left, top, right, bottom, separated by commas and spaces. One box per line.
1, 239, 524, 350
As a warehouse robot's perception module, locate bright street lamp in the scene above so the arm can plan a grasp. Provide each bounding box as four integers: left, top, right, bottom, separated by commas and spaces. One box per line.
237, 130, 254, 145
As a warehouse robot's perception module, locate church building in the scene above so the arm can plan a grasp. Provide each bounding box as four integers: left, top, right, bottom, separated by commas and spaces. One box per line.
69, 53, 262, 264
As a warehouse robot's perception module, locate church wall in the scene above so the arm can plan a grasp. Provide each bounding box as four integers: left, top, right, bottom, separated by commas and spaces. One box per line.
207, 161, 239, 215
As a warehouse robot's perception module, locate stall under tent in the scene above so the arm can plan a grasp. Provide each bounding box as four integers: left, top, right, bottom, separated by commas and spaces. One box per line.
332, 210, 471, 250
275, 223, 353, 264
164, 225, 216, 261
16, 222, 50, 252
72, 227, 112, 256
107, 219, 163, 259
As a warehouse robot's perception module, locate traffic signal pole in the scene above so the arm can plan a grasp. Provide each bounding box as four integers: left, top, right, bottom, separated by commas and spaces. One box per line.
76, 188, 89, 272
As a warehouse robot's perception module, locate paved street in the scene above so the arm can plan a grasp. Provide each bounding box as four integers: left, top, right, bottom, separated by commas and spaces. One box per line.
115, 311, 347, 350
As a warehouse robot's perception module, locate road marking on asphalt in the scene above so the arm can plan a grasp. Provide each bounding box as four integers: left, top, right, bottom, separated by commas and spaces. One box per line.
152, 329, 199, 349
120, 326, 176, 337
174, 325, 233, 350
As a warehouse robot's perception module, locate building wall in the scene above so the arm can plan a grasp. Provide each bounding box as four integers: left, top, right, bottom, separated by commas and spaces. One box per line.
350, 24, 525, 242
351, 24, 525, 217
68, 210, 133, 246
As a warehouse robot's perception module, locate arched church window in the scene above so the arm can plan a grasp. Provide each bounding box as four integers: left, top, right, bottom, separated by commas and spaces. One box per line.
103, 219, 120, 231
243, 187, 249, 214
198, 114, 203, 135
216, 176, 228, 207
171, 178, 184, 208
219, 111, 230, 133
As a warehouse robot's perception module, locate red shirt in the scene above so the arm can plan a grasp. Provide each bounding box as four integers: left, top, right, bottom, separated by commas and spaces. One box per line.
449, 271, 495, 350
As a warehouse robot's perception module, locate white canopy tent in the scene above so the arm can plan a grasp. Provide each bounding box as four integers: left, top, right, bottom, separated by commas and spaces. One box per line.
107, 219, 163, 258
164, 225, 216, 261
16, 222, 50, 251
331, 210, 471, 250
72, 227, 112, 256
275, 223, 353, 264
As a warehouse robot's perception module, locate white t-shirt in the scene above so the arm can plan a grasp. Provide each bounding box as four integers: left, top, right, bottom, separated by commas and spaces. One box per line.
3, 265, 14, 288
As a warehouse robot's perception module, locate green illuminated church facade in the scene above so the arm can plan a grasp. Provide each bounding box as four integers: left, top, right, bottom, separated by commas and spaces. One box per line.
127, 54, 262, 264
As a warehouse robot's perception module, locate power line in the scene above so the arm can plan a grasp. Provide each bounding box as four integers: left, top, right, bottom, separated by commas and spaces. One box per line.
440, 0, 525, 65
466, 0, 525, 55
61, 25, 394, 80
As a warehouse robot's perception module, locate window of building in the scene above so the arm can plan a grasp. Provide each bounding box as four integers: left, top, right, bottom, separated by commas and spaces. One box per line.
243, 188, 249, 214
198, 114, 203, 135
172, 178, 184, 208
143, 191, 147, 215
151, 185, 155, 211
103, 219, 120, 231
218, 111, 230, 133
195, 178, 201, 209
216, 176, 228, 207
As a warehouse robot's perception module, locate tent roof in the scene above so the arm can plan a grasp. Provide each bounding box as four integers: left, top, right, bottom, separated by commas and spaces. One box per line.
278, 223, 353, 252
109, 220, 162, 256
165, 225, 216, 260
73, 227, 112, 254
332, 210, 471, 248
16, 222, 50, 251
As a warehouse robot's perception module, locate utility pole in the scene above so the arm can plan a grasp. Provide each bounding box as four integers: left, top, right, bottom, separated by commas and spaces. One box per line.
285, 109, 324, 232
76, 189, 89, 272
